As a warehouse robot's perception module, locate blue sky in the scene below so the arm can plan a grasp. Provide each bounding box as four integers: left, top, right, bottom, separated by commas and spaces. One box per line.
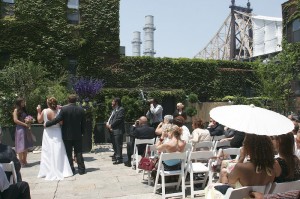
120, 0, 286, 58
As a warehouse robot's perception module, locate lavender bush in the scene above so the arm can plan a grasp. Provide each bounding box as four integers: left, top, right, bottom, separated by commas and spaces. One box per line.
72, 77, 104, 101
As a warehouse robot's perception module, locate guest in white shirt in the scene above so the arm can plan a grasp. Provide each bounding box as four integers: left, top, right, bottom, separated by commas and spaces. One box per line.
190, 118, 211, 144
173, 116, 190, 142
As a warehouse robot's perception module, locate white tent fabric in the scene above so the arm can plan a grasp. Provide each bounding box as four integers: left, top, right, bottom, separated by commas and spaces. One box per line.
252, 15, 282, 57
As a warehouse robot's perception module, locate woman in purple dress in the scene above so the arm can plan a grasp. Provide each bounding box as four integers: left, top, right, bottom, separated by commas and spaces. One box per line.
12, 98, 33, 167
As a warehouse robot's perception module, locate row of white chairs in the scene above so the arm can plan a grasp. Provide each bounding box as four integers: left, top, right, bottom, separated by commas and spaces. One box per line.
0, 161, 17, 184
131, 138, 241, 198
224, 180, 300, 199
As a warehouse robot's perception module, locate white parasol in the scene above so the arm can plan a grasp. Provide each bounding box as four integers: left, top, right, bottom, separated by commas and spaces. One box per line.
210, 104, 294, 136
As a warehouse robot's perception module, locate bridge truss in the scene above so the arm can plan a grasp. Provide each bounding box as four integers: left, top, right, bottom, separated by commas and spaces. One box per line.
194, 1, 282, 61
194, 10, 253, 60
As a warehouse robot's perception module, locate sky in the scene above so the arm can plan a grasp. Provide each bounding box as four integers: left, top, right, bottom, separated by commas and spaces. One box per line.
120, 0, 286, 58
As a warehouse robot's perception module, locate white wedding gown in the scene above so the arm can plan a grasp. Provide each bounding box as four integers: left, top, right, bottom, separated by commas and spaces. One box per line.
38, 109, 73, 180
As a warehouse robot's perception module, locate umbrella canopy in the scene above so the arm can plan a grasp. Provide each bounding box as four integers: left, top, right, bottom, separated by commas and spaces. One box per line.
210, 104, 294, 136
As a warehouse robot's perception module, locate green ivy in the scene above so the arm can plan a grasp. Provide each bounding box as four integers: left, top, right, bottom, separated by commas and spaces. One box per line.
0, 0, 120, 76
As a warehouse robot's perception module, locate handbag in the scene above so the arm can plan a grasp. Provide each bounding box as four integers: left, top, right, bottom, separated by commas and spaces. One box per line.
138, 156, 158, 171
27, 129, 36, 142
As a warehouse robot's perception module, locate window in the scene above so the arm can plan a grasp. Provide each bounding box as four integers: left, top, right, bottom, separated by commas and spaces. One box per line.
1, 0, 15, 18
68, 57, 78, 76
67, 0, 79, 9
292, 19, 300, 43
2, 0, 14, 3
67, 0, 79, 24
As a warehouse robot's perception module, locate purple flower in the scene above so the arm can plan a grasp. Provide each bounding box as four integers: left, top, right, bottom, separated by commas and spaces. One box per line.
72, 77, 104, 101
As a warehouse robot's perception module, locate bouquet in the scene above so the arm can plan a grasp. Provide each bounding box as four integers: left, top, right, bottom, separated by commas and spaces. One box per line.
25, 115, 35, 130
25, 115, 36, 142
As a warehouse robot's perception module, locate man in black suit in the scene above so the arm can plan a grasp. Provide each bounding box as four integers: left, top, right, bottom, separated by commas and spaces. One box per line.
124, 116, 155, 167
45, 94, 86, 175
106, 97, 125, 165
207, 118, 224, 137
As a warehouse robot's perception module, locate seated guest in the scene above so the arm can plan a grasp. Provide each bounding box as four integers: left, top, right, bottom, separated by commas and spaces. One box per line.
0, 165, 31, 199
124, 116, 155, 167
273, 132, 300, 183
155, 115, 173, 136
220, 129, 245, 148
288, 114, 299, 135
155, 124, 186, 169
207, 118, 224, 137
0, 130, 22, 182
190, 118, 211, 150
224, 127, 236, 139
151, 124, 186, 181
206, 134, 277, 198
173, 116, 190, 142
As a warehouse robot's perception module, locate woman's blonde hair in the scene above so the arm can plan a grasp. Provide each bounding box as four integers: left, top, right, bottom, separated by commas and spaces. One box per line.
170, 124, 183, 139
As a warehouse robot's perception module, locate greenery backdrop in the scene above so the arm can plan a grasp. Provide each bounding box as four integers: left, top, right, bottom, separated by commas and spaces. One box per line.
0, 0, 299, 128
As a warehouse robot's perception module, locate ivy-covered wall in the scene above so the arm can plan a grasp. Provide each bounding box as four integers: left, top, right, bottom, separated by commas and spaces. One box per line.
0, 0, 120, 75
0, 1, 257, 102
106, 57, 257, 101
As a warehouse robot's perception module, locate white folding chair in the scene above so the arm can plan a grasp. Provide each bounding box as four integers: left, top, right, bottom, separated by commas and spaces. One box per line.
1, 161, 17, 184
184, 150, 214, 198
132, 138, 155, 173
213, 140, 231, 156
153, 152, 187, 199
269, 180, 300, 194
217, 147, 241, 161
184, 142, 193, 152
224, 185, 270, 199
192, 141, 214, 151
212, 135, 225, 142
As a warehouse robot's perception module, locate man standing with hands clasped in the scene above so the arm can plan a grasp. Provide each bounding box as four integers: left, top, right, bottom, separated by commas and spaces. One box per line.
44, 94, 86, 175
106, 97, 125, 165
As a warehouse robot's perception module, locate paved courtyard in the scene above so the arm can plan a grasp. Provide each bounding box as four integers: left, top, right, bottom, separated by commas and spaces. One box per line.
21, 144, 206, 199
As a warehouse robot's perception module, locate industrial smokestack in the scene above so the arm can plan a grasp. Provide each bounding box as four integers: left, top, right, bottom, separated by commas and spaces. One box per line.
131, 31, 142, 56
143, 15, 156, 57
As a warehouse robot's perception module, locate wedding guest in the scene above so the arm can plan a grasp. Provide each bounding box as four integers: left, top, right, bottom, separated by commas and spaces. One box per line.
155, 124, 186, 169
173, 116, 190, 142
0, 130, 22, 182
0, 165, 31, 199
273, 132, 300, 183
206, 134, 277, 197
288, 114, 299, 135
155, 115, 173, 136
190, 118, 211, 145
173, 102, 187, 121
146, 98, 163, 129
207, 118, 224, 137
12, 98, 33, 167
124, 116, 155, 167
106, 97, 125, 165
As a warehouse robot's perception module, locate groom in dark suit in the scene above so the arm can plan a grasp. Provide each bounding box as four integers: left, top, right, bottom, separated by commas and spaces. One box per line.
45, 94, 86, 175
106, 97, 125, 165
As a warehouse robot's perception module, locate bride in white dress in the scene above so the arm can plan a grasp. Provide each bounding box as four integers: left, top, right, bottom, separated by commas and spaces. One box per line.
36, 97, 73, 180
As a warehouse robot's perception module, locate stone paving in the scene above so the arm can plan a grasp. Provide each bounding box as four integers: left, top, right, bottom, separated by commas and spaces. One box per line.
21, 145, 205, 199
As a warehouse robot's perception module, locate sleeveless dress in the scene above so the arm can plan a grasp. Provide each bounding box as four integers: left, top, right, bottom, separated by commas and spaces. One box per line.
37, 109, 73, 180
15, 112, 33, 153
